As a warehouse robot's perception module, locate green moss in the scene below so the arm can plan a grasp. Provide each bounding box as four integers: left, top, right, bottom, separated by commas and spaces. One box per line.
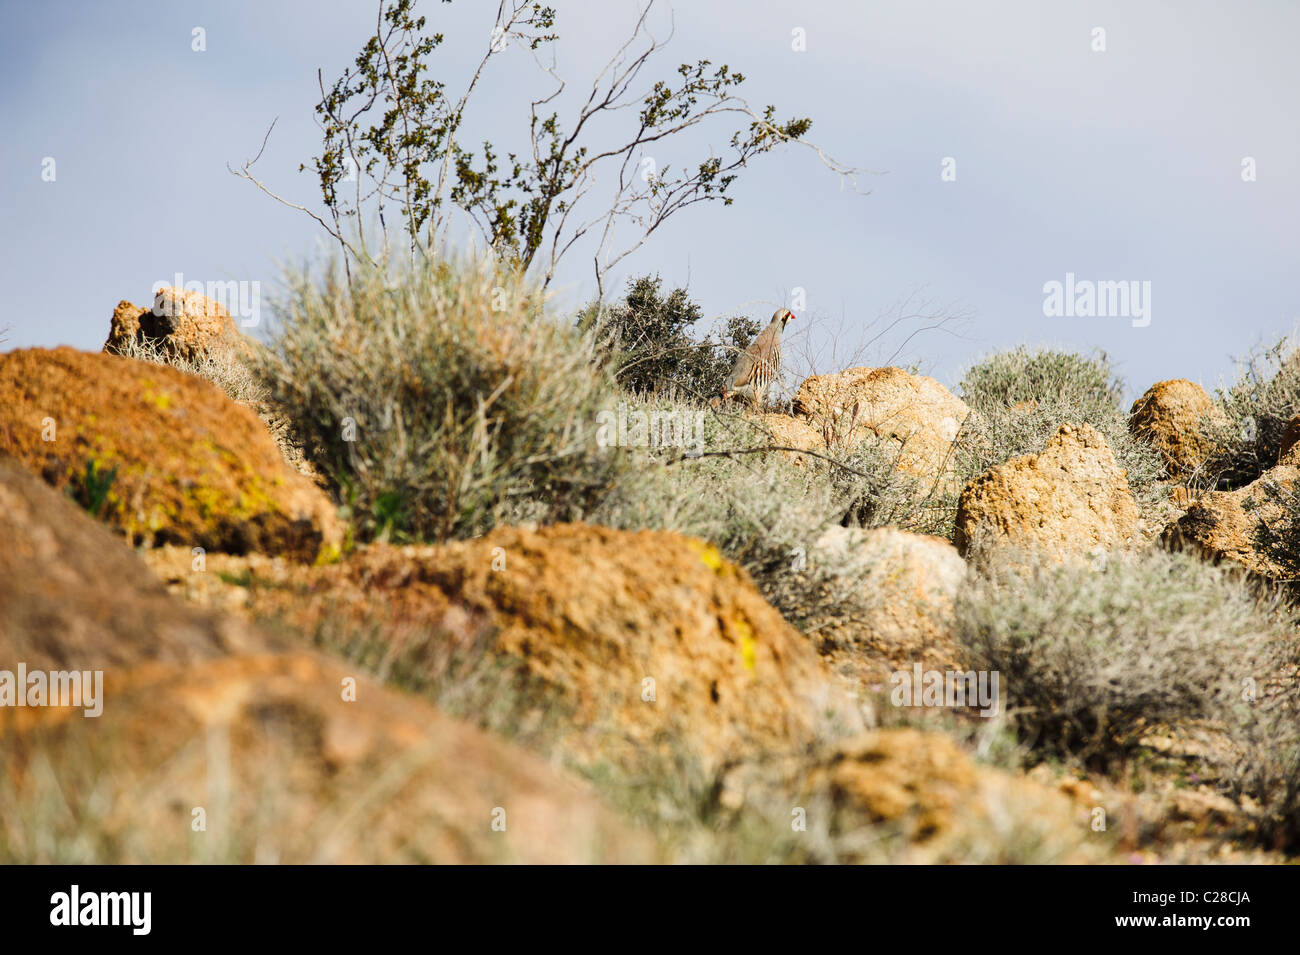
186, 483, 229, 520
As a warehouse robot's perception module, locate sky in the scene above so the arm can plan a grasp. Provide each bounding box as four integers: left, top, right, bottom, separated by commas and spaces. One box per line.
2, 0, 1297, 400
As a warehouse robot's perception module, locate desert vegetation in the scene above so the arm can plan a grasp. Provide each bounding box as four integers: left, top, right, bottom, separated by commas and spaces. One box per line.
12, 247, 1293, 865
1200, 333, 1300, 488
5, 0, 1300, 867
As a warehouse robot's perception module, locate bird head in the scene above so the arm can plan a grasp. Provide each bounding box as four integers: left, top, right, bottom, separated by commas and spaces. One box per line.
774, 308, 795, 327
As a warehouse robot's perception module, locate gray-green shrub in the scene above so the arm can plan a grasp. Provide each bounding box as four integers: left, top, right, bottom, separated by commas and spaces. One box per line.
1228, 678, 1300, 850
256, 255, 625, 542
958, 345, 1124, 416
1202, 332, 1300, 488
591, 394, 934, 626
955, 549, 1290, 767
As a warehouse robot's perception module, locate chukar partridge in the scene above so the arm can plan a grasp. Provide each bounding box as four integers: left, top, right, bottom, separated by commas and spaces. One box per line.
721, 308, 794, 410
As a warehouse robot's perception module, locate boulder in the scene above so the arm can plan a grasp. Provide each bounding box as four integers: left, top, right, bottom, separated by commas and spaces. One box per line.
1163, 464, 1300, 579
0, 457, 276, 671
716, 729, 1109, 863
104, 287, 252, 362
0, 347, 340, 560
753, 412, 826, 467
1128, 379, 1224, 479
808, 527, 967, 683
144, 523, 861, 784
1, 652, 658, 863
955, 422, 1140, 567
0, 459, 656, 864
1279, 414, 1300, 466
792, 366, 970, 484
105, 300, 147, 348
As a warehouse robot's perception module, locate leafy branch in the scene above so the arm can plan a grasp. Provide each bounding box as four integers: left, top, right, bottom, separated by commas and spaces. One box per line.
232, 0, 870, 292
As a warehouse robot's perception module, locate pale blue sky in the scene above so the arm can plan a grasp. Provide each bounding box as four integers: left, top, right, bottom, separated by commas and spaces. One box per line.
2, 0, 1297, 400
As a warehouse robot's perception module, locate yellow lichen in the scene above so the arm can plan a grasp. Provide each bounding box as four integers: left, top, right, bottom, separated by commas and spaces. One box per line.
734, 617, 757, 673
313, 541, 343, 566
141, 388, 173, 411
686, 538, 727, 574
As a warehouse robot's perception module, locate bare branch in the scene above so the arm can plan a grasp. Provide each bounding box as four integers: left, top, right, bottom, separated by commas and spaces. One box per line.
227, 118, 366, 270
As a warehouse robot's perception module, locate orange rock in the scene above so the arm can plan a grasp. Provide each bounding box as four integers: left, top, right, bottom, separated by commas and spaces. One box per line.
793, 366, 971, 486
1, 650, 659, 863
1163, 462, 1300, 579
717, 729, 1110, 863
1128, 379, 1224, 479
0, 459, 657, 864
105, 300, 147, 347
0, 347, 340, 560
104, 287, 252, 362
955, 422, 1140, 567
810, 526, 968, 683
0, 457, 278, 671
753, 412, 826, 467
1278, 414, 1300, 466
146, 523, 860, 782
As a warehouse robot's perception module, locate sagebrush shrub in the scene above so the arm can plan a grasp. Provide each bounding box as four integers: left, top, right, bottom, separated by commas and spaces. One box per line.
1202, 332, 1300, 488
955, 549, 1290, 767
256, 255, 625, 542
592, 399, 837, 607
958, 345, 1124, 416
1228, 678, 1300, 850
592, 394, 935, 626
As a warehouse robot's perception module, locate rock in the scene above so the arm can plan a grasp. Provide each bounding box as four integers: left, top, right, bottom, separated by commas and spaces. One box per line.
1128, 379, 1224, 479
753, 413, 826, 467
1163, 464, 1300, 579
144, 523, 861, 784
0, 457, 277, 671
0, 460, 656, 863
104, 287, 252, 362
105, 300, 148, 347
802, 730, 975, 846
808, 527, 967, 683
792, 366, 971, 484
717, 729, 1109, 863
0, 347, 340, 561
1, 652, 658, 863
1279, 414, 1300, 466
955, 422, 1140, 567
239, 398, 323, 485
1165, 787, 1241, 830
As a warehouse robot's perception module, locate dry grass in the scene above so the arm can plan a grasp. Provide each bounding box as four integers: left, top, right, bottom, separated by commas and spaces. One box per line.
109, 333, 268, 405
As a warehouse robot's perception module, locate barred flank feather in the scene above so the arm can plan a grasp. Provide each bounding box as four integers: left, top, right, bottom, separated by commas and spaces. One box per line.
723, 308, 793, 410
